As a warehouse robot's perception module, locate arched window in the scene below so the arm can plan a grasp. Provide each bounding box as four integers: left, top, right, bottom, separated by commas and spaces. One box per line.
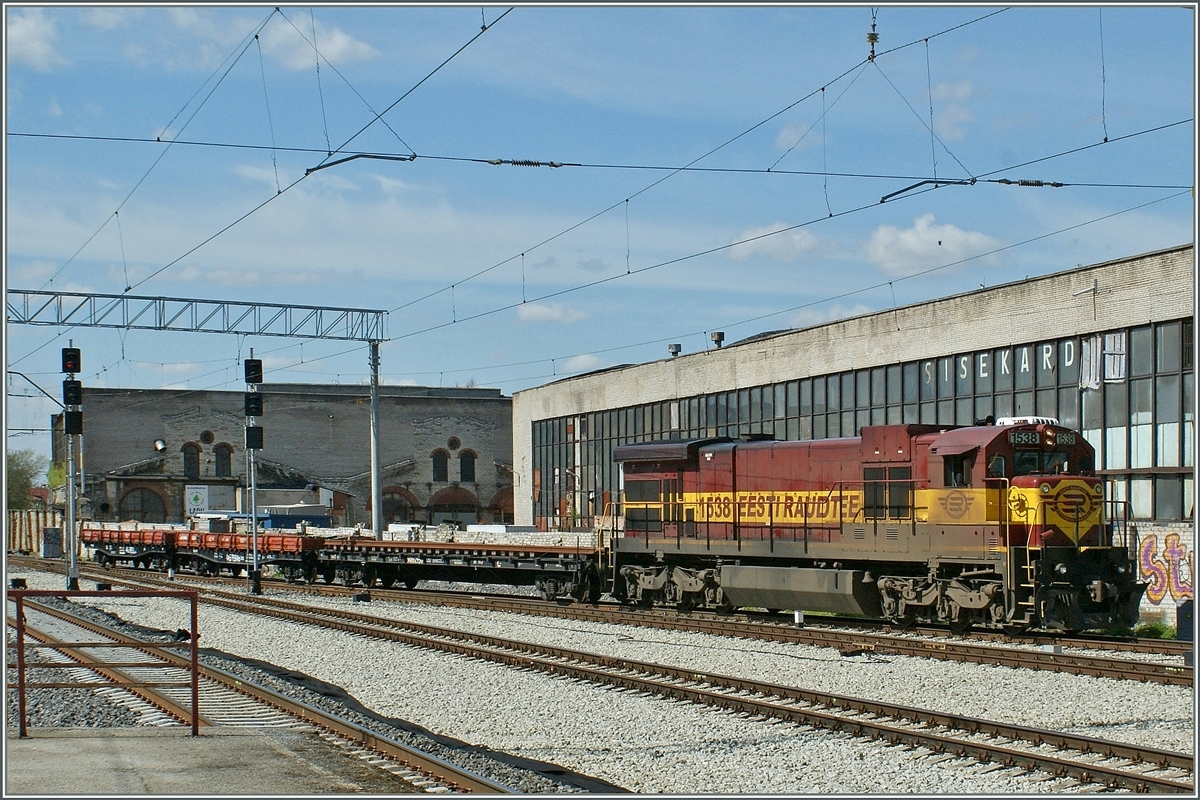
118, 488, 166, 523
431, 450, 449, 482
459, 451, 476, 483
382, 492, 414, 523
214, 444, 233, 478
182, 443, 201, 480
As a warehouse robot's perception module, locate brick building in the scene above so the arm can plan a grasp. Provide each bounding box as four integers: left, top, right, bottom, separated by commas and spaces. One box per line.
54, 384, 513, 529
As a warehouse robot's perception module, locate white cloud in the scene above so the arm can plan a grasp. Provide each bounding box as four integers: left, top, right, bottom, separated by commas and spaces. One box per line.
936, 104, 976, 142
562, 354, 602, 374
6, 9, 68, 72
863, 213, 1000, 277
790, 302, 873, 329
8, 259, 58, 285
47, 99, 61, 117
258, 18, 378, 71
577, 257, 611, 273
516, 302, 588, 324
930, 80, 975, 141
80, 8, 137, 31
932, 80, 972, 103
774, 120, 821, 152
726, 222, 818, 262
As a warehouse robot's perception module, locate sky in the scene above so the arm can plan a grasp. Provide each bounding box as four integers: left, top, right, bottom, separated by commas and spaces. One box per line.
4, 3, 1197, 464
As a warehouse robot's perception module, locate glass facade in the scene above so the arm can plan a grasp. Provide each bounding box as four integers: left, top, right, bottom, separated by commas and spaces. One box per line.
531, 317, 1193, 527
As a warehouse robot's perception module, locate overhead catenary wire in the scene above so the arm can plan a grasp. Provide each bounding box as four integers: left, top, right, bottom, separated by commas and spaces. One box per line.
34, 8, 279, 294
13, 121, 1190, 189
388, 8, 1018, 317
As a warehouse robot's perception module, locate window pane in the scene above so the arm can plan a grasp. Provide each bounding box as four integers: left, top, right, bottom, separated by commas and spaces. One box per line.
1036, 388, 1057, 419
887, 365, 901, 405
994, 348, 1014, 392
812, 376, 826, 414
1130, 325, 1153, 377
1156, 476, 1182, 521
975, 352, 993, 394
797, 380, 809, 417
994, 394, 1013, 420
955, 354, 973, 397
903, 363, 919, 403
1014, 391, 1034, 416
750, 386, 762, 423
1036, 342, 1056, 388
956, 397, 973, 425
871, 367, 885, 407
920, 360, 936, 400
974, 395, 993, 422
1058, 388, 1079, 431
938, 357, 954, 398
1059, 339, 1081, 387
1130, 475, 1152, 520
842, 373, 855, 409
827, 375, 840, 411
1014, 346, 1034, 390
1157, 322, 1181, 373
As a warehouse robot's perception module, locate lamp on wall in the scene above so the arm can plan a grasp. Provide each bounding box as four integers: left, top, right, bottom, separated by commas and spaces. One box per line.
153, 439, 167, 451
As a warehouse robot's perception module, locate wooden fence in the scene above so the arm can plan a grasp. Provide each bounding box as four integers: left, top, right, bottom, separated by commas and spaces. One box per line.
6, 510, 65, 555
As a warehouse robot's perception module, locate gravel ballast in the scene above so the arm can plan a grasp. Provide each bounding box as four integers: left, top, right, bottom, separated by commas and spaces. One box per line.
8, 568, 1194, 793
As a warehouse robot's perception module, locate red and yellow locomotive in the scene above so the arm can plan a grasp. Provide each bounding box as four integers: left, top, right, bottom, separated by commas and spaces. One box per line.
613, 418, 1145, 631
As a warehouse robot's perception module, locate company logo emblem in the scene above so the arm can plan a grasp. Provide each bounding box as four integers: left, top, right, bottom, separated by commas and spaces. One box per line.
1051, 484, 1096, 523
938, 490, 974, 519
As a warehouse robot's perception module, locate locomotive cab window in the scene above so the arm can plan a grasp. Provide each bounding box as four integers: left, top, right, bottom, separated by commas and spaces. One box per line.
986, 454, 1006, 478
943, 454, 972, 487
1013, 450, 1071, 476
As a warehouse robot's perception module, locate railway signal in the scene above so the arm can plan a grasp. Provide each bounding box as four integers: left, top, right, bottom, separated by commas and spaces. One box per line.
61, 347, 81, 374
60, 346, 83, 590
245, 353, 263, 595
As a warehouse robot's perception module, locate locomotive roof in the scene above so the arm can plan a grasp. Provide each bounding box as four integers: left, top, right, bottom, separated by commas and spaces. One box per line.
613, 437, 734, 463
927, 422, 1059, 456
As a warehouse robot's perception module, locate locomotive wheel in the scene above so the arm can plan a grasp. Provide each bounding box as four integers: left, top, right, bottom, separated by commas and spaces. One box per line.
677, 593, 696, 613
948, 607, 973, 634
892, 607, 917, 628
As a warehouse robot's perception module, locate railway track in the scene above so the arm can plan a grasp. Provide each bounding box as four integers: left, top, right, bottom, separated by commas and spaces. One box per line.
30, 567, 1195, 794
5, 594, 518, 794
34, 556, 1188, 687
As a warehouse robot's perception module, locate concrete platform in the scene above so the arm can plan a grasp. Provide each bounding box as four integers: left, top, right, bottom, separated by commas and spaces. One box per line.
4, 727, 422, 795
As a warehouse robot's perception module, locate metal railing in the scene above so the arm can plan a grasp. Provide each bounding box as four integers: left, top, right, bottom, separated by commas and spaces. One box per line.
6, 588, 200, 737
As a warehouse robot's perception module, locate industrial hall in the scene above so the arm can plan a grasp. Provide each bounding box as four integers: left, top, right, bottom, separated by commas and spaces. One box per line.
512, 244, 1194, 625
53, 383, 514, 529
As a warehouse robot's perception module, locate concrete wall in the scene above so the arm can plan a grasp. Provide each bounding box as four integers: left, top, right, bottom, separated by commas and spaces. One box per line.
512, 245, 1193, 525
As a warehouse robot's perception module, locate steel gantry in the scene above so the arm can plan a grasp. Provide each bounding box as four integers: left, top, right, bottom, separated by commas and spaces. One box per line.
7, 288, 390, 540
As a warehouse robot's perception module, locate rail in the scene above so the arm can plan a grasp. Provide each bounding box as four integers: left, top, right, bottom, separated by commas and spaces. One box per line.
6, 588, 200, 737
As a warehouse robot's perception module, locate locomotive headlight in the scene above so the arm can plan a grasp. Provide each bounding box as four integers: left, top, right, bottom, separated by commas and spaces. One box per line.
1055, 563, 1068, 576
1040, 483, 1052, 494
1093, 484, 1104, 495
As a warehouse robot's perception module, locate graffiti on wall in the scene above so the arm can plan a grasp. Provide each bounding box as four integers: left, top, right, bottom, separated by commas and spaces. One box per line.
1139, 533, 1194, 605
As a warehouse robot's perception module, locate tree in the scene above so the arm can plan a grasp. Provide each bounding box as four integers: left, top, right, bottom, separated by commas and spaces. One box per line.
6, 449, 48, 509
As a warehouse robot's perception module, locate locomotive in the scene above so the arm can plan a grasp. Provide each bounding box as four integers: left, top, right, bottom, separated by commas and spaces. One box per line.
612, 418, 1146, 632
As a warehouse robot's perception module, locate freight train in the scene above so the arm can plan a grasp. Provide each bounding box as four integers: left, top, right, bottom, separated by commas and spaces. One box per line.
612, 418, 1146, 632
80, 526, 605, 603
77, 418, 1145, 632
